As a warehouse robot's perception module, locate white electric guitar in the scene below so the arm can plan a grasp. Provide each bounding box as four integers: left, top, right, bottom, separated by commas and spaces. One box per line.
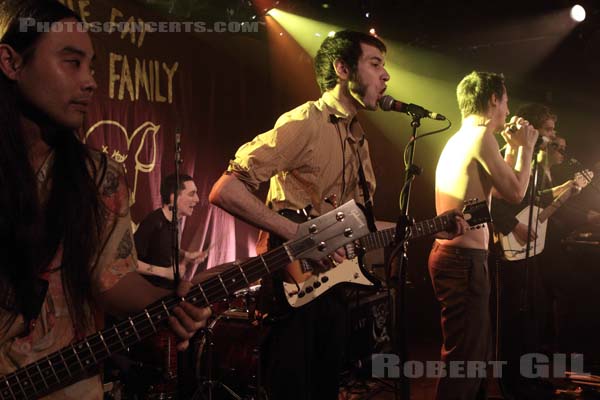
499, 170, 593, 261
281, 199, 491, 307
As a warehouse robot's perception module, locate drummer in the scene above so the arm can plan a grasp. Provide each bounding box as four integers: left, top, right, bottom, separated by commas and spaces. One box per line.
134, 173, 209, 287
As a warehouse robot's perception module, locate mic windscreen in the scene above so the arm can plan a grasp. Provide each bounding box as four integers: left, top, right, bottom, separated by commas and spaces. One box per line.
378, 95, 395, 111
535, 136, 551, 148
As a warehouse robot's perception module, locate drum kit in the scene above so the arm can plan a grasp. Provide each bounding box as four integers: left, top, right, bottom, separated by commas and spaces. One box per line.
104, 284, 266, 400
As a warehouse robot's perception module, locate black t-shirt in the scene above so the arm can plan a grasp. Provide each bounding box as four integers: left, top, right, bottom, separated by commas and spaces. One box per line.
134, 208, 177, 288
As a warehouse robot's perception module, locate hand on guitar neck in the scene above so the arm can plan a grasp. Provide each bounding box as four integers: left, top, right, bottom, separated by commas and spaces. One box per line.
553, 178, 583, 199
433, 208, 471, 240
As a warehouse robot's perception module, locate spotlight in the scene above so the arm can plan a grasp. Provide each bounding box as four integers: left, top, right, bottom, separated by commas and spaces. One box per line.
365, 12, 370, 18
322, 3, 330, 9
369, 28, 376, 36
570, 4, 586, 22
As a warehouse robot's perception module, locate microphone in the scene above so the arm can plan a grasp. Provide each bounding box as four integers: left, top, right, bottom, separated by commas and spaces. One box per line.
504, 122, 519, 133
504, 122, 549, 149
535, 136, 550, 149
567, 157, 586, 169
175, 127, 181, 151
378, 95, 446, 120
175, 127, 182, 163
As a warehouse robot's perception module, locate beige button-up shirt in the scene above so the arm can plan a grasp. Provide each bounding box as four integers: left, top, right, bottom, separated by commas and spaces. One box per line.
228, 91, 376, 218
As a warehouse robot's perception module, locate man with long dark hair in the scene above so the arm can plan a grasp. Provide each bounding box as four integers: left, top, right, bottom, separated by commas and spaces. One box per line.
0, 1, 209, 398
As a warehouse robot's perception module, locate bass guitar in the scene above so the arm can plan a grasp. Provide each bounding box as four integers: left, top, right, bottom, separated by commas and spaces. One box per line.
0, 200, 369, 400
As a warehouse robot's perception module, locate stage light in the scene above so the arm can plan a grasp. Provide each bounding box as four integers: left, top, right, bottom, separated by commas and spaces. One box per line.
322, 3, 330, 9
267, 8, 344, 55
365, 12, 370, 18
369, 28, 376, 35
570, 4, 586, 22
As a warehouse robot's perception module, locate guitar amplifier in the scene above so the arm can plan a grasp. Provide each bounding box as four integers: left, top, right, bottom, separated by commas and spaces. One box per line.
345, 288, 392, 374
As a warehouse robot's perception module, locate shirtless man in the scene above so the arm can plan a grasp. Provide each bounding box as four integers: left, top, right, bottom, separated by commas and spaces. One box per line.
428, 71, 538, 399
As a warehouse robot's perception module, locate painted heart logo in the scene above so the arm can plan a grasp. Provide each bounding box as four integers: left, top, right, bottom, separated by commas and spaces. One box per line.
84, 120, 160, 206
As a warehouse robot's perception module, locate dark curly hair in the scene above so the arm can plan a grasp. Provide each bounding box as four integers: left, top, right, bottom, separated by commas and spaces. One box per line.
457, 71, 506, 119
515, 103, 557, 129
314, 30, 386, 93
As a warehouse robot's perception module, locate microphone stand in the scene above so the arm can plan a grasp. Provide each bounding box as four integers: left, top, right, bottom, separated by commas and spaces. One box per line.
521, 148, 542, 357
172, 128, 183, 399
390, 111, 425, 400
172, 129, 182, 289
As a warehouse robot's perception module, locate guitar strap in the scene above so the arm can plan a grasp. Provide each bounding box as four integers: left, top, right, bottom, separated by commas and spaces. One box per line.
356, 149, 377, 232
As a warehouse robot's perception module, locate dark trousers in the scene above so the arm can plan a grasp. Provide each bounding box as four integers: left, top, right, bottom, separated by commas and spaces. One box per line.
428, 242, 491, 400
262, 290, 346, 400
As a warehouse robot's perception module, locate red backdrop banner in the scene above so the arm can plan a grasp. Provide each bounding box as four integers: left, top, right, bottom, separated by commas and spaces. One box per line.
65, 0, 280, 269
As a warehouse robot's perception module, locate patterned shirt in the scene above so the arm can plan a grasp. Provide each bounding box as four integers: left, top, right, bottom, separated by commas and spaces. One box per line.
0, 150, 137, 400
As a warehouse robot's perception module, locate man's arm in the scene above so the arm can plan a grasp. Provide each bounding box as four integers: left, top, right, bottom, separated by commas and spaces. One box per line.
477, 124, 538, 204
538, 179, 578, 204
96, 271, 210, 350
491, 141, 520, 200
209, 173, 298, 240
136, 260, 187, 280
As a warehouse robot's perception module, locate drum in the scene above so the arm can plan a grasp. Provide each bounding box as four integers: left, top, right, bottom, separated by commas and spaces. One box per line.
103, 326, 178, 399
211, 283, 261, 317
130, 329, 179, 399
194, 309, 267, 398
